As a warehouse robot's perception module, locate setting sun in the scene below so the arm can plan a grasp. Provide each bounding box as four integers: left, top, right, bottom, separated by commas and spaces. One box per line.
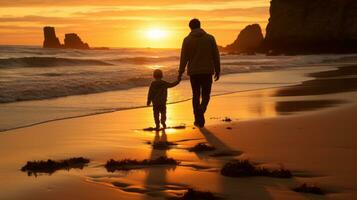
146, 28, 168, 40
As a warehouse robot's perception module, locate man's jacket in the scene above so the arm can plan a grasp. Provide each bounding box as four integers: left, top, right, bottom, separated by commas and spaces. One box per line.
179, 28, 220, 76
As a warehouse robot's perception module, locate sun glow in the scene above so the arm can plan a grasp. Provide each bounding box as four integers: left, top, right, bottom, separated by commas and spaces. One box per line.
146, 28, 168, 40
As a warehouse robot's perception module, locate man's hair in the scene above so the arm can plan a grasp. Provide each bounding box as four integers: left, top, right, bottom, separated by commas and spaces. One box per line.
189, 18, 201, 30
153, 69, 163, 79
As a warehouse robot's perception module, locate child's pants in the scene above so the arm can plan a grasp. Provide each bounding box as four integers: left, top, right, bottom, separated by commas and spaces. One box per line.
153, 104, 166, 127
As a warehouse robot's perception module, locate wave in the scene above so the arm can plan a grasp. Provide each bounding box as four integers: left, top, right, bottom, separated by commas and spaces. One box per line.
0, 57, 113, 68
0, 65, 286, 104
112, 56, 179, 64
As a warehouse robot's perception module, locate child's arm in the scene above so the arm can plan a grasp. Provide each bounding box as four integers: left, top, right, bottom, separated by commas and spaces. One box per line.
166, 77, 181, 88
147, 84, 153, 106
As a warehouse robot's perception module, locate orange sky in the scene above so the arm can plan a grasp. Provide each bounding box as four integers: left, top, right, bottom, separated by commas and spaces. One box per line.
0, 0, 269, 48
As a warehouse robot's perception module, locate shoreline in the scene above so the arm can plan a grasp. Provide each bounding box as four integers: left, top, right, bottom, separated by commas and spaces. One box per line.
0, 84, 294, 133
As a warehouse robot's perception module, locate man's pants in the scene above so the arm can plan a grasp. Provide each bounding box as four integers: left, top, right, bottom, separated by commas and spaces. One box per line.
153, 104, 166, 127
190, 74, 213, 125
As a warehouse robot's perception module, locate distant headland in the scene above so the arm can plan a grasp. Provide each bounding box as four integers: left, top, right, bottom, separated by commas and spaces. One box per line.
221, 0, 357, 55
43, 26, 109, 50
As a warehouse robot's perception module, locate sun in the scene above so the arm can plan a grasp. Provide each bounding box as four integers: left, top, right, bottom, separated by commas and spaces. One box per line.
146, 28, 168, 40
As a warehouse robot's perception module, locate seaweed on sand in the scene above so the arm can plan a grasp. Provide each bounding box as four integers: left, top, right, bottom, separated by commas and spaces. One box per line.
170, 125, 186, 129
152, 141, 178, 150
105, 156, 180, 172
222, 117, 232, 122
221, 160, 292, 178
188, 143, 216, 152
21, 157, 90, 176
293, 183, 325, 195
209, 151, 241, 157
143, 127, 158, 131
173, 188, 220, 200
143, 125, 186, 131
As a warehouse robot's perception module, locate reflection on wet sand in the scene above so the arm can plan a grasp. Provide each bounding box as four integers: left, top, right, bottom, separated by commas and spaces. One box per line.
144, 130, 184, 199
275, 100, 343, 114
276, 65, 357, 97
143, 130, 168, 198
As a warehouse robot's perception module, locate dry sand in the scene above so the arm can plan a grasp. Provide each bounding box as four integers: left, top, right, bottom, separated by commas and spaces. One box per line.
0, 65, 357, 200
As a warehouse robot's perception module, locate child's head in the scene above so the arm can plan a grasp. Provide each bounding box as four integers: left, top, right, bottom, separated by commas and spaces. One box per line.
153, 69, 163, 80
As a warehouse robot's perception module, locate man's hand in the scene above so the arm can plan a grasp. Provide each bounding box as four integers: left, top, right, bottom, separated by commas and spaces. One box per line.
214, 73, 220, 81
146, 101, 151, 106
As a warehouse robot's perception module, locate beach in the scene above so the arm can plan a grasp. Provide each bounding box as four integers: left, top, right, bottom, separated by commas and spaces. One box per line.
1, 63, 357, 200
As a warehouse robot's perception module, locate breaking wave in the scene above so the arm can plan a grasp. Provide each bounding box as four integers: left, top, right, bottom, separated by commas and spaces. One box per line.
1, 45, 356, 104
112, 56, 179, 64
0, 57, 113, 68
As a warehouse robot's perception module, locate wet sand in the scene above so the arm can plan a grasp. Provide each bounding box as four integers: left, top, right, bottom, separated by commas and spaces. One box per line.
0, 65, 357, 200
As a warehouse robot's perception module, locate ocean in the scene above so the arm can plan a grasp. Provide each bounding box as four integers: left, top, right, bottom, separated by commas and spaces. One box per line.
0, 45, 354, 131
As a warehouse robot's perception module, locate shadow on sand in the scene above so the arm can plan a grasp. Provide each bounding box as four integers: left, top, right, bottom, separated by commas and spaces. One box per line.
197, 128, 326, 200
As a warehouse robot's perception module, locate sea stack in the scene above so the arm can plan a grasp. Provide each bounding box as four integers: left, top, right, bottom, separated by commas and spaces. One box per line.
264, 0, 357, 54
43, 26, 61, 48
64, 33, 90, 49
42, 26, 91, 50
224, 24, 264, 54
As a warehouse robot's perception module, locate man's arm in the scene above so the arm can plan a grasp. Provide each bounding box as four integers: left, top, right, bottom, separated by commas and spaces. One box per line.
147, 84, 153, 106
211, 36, 221, 81
178, 38, 189, 77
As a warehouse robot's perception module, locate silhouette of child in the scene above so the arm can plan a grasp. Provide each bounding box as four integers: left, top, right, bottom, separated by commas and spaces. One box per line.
147, 69, 181, 130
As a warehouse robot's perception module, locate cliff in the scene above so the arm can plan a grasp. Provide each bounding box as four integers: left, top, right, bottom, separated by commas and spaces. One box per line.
224, 24, 264, 54
64, 33, 90, 49
265, 0, 357, 54
43, 27, 61, 48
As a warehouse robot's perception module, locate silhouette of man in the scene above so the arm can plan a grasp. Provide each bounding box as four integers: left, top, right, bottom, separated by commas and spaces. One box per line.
178, 18, 221, 127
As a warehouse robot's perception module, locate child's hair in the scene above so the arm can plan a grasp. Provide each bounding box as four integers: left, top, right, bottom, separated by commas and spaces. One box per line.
153, 69, 163, 79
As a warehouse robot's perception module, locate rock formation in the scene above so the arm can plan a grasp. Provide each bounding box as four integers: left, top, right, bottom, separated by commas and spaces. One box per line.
224, 24, 264, 54
64, 33, 90, 49
42, 27, 90, 50
43, 27, 61, 48
264, 0, 357, 54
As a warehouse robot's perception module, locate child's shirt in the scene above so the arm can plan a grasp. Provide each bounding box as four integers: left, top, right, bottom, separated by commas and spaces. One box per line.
147, 79, 180, 106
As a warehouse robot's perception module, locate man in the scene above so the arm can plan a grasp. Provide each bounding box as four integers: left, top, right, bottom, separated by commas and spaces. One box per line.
178, 18, 221, 127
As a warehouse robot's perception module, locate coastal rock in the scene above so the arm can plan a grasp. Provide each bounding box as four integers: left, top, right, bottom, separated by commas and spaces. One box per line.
42, 26, 91, 50
64, 33, 90, 49
224, 24, 264, 54
264, 0, 357, 54
43, 27, 61, 48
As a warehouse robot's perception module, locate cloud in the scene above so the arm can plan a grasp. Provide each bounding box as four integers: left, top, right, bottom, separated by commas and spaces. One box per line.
0, 0, 267, 7
74, 7, 268, 19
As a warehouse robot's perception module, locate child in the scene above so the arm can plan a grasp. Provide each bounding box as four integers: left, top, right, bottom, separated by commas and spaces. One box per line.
147, 69, 181, 130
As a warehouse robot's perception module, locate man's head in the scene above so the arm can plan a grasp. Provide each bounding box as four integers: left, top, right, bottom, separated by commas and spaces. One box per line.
153, 69, 163, 80
189, 18, 201, 30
